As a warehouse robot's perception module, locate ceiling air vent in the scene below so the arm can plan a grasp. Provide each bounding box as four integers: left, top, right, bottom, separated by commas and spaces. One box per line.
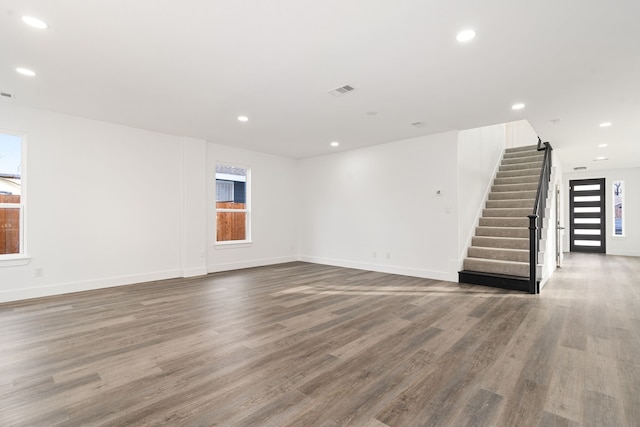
410, 121, 428, 128
328, 85, 355, 97
574, 166, 587, 171
0, 91, 14, 101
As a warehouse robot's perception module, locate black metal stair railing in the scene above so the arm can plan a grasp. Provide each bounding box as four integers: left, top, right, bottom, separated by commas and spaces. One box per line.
528, 137, 553, 294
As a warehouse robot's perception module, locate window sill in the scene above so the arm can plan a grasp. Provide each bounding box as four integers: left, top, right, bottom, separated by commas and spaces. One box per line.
0, 254, 31, 267
214, 240, 253, 249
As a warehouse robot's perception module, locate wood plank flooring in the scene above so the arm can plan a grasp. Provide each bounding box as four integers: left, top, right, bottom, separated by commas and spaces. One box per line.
1, 253, 639, 426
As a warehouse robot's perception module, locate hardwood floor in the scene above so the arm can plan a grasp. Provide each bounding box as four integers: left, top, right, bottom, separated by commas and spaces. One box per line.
1, 253, 639, 426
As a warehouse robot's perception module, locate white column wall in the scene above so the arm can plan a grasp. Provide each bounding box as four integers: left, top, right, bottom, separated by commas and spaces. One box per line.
180, 137, 208, 277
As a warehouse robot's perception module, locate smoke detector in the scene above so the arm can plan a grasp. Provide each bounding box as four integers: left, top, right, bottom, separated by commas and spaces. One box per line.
328, 85, 355, 97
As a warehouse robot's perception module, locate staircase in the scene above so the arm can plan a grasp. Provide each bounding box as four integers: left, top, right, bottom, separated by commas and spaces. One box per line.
459, 145, 544, 292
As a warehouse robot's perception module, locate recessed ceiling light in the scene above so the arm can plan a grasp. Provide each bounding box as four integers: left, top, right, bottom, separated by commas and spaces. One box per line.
456, 29, 476, 42
599, 122, 612, 127
16, 67, 36, 77
512, 103, 525, 110
598, 144, 608, 148
330, 141, 339, 147
237, 116, 248, 122
594, 156, 608, 161
21, 16, 48, 29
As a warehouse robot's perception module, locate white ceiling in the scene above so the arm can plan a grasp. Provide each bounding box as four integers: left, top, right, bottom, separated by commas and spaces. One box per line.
1, 0, 639, 170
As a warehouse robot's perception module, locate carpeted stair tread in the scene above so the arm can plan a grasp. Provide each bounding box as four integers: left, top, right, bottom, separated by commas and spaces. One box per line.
483, 207, 531, 217
463, 257, 529, 277
494, 175, 539, 185
499, 161, 543, 172
502, 155, 544, 165
496, 168, 542, 178
475, 226, 529, 238
471, 236, 529, 250
489, 190, 537, 200
467, 246, 529, 263
485, 199, 534, 209
503, 152, 541, 161
492, 182, 539, 192
486, 199, 534, 209
504, 145, 538, 153
479, 217, 530, 227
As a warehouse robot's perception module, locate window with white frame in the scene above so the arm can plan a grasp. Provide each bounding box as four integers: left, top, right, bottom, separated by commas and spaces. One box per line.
0, 132, 24, 256
215, 164, 250, 242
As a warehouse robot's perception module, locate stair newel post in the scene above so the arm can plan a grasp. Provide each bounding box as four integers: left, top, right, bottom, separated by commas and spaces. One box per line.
527, 214, 539, 294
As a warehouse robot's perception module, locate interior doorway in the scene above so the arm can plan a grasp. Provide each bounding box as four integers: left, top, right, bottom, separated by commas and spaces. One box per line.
569, 178, 606, 253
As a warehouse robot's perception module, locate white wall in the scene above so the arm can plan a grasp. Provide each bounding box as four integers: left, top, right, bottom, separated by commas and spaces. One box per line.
207, 142, 298, 272
505, 119, 539, 149
180, 137, 208, 277
563, 167, 640, 256
298, 132, 459, 281
457, 124, 506, 264
0, 105, 298, 302
0, 105, 185, 302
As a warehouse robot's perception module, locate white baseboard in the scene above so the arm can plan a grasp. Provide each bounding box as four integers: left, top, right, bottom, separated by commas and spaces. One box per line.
0, 269, 182, 303
299, 255, 458, 282
181, 266, 208, 278
207, 256, 297, 273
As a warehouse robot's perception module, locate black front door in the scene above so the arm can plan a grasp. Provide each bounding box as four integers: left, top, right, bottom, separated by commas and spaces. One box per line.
569, 178, 606, 253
